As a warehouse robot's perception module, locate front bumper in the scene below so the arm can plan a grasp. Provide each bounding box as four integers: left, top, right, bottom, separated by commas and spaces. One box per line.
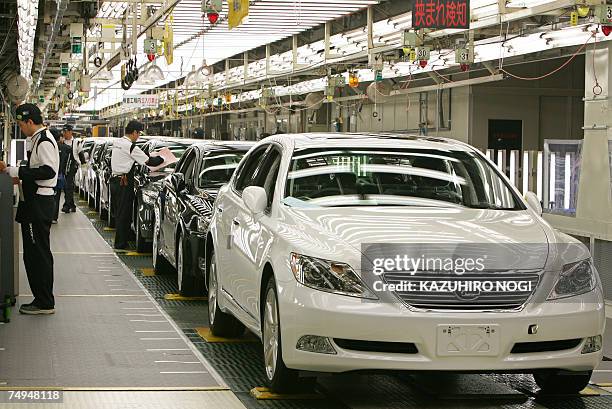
280, 285, 605, 373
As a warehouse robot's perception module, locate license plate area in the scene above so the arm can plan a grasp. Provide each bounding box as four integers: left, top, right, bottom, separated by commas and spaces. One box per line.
436, 324, 500, 357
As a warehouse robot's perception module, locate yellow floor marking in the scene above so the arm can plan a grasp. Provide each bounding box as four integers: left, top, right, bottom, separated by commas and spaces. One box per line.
103, 227, 116, 231
595, 383, 612, 387
0, 386, 228, 391
580, 386, 601, 396
249, 387, 322, 400
114, 249, 129, 253
164, 293, 207, 301
141, 268, 156, 276
195, 327, 258, 344
125, 252, 152, 256
87, 211, 98, 215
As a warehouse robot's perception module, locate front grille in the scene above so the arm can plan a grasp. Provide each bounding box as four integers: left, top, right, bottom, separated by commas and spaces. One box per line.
382, 271, 540, 311
511, 338, 582, 353
333, 339, 418, 354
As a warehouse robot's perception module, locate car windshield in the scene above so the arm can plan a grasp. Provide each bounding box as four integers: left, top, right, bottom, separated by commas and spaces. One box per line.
283, 147, 522, 209
198, 151, 245, 188
150, 143, 189, 172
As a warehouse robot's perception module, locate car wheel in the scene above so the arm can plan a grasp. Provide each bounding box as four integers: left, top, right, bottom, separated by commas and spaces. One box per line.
534, 370, 592, 395
177, 232, 204, 296
152, 215, 173, 274
107, 188, 115, 228
262, 277, 299, 392
207, 248, 244, 337
135, 207, 150, 253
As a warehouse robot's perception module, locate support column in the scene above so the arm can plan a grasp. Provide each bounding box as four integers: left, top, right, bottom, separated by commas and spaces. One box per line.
544, 39, 612, 239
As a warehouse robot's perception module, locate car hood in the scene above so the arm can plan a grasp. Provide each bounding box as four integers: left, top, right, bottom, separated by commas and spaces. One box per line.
279, 206, 552, 270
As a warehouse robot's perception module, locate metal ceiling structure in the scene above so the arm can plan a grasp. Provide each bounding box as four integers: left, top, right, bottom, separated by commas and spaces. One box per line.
10, 0, 612, 118
0, 0, 19, 87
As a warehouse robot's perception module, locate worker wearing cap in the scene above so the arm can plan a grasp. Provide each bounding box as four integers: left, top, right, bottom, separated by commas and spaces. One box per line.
0, 104, 59, 315
110, 120, 163, 249
61, 124, 85, 213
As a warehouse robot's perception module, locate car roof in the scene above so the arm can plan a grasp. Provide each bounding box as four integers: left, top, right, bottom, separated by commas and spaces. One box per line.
269, 133, 475, 153
191, 140, 255, 152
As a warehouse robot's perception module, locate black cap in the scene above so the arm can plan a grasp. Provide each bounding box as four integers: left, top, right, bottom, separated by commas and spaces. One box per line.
63, 124, 74, 131
125, 120, 144, 134
15, 103, 43, 125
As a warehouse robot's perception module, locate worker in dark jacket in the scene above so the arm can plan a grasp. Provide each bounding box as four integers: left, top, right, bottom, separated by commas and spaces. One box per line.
50, 128, 69, 223
0, 104, 59, 314
110, 120, 163, 249
61, 124, 86, 213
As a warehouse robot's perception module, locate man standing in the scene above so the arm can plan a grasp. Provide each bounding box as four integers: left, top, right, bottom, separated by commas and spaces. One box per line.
50, 128, 69, 223
0, 104, 59, 314
110, 120, 163, 249
61, 124, 85, 213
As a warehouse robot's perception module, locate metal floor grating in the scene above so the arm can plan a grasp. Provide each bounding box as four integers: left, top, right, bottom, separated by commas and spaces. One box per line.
76, 195, 612, 409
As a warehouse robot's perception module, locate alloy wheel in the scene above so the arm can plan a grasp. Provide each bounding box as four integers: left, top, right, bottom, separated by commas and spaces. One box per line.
152, 216, 160, 267
263, 287, 279, 381
177, 237, 183, 292
208, 256, 218, 325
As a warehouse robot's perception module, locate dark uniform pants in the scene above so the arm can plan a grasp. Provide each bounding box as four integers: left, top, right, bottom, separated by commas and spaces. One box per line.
62, 172, 76, 210
111, 176, 134, 248
54, 188, 61, 221
21, 218, 54, 309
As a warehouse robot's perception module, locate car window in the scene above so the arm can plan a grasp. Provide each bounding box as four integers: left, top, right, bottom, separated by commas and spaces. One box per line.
233, 145, 269, 193
174, 148, 193, 174
198, 150, 246, 189
252, 148, 281, 209
284, 147, 522, 209
180, 149, 198, 186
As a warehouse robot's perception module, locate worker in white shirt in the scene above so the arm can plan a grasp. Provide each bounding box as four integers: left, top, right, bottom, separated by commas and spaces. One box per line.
110, 120, 163, 249
61, 124, 86, 213
0, 104, 59, 315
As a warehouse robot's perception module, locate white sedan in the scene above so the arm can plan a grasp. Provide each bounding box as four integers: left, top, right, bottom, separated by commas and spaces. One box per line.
206, 133, 604, 393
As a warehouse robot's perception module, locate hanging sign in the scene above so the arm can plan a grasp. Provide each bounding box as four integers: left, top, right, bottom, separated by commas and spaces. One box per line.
122, 94, 159, 109
412, 0, 470, 29
228, 0, 249, 29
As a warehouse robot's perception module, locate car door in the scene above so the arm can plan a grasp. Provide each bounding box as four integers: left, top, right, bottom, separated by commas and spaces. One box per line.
215, 145, 270, 314
233, 146, 283, 318
162, 148, 196, 262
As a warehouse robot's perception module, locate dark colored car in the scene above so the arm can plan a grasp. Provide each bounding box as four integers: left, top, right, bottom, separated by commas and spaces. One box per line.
132, 137, 199, 252
153, 141, 254, 295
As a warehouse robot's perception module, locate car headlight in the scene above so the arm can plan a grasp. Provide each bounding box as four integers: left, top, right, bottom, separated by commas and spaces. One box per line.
547, 259, 596, 300
142, 190, 157, 205
290, 253, 377, 299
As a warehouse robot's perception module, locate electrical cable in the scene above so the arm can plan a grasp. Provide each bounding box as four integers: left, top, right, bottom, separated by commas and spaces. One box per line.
591, 30, 602, 96
499, 32, 594, 81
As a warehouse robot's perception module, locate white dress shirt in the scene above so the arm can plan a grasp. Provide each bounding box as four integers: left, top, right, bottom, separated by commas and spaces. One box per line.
111, 137, 149, 175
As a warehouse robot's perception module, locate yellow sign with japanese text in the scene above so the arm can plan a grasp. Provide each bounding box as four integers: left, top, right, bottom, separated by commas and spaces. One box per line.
228, 0, 249, 29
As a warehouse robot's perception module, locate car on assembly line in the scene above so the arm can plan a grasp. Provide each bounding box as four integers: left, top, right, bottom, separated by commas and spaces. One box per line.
85, 138, 113, 207
75, 137, 95, 195
205, 133, 605, 394
131, 137, 199, 252
152, 141, 254, 295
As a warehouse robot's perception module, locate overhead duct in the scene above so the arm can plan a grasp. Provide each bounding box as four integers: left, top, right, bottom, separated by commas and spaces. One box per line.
36, 0, 70, 90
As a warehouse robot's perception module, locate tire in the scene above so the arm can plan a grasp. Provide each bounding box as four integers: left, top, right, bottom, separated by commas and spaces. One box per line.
152, 215, 173, 274
262, 277, 299, 393
177, 232, 204, 296
135, 210, 150, 253
207, 248, 244, 337
534, 370, 592, 395
107, 188, 115, 228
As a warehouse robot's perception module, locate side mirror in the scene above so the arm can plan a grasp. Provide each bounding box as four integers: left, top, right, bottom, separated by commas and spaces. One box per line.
171, 173, 186, 192
243, 186, 267, 215
524, 191, 542, 216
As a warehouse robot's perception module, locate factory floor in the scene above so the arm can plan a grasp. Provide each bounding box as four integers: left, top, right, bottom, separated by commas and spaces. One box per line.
1, 198, 612, 409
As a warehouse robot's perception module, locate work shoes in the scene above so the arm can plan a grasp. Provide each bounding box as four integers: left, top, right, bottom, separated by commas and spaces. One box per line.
19, 304, 55, 315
